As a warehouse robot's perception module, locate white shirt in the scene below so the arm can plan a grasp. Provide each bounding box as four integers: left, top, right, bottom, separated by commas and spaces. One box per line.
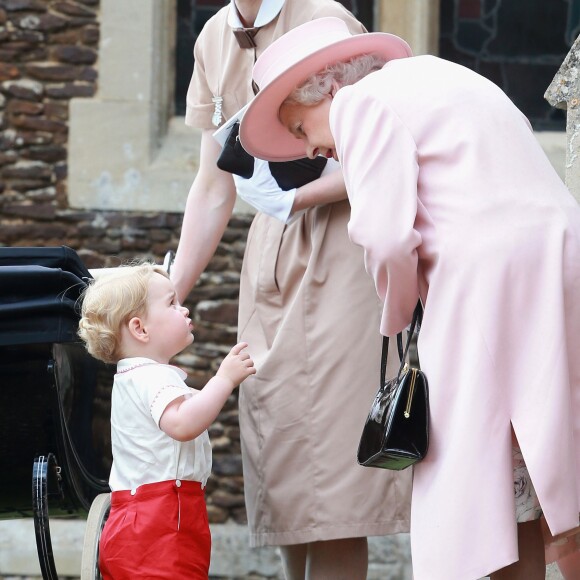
108, 357, 212, 492
228, 0, 285, 28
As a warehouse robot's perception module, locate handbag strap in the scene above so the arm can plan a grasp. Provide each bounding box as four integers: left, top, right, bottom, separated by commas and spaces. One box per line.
380, 300, 423, 386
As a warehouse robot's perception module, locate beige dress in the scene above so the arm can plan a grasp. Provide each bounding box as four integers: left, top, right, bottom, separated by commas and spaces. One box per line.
186, 0, 412, 547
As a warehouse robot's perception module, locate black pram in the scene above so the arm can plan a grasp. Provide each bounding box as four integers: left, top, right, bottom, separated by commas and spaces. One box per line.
0, 246, 113, 579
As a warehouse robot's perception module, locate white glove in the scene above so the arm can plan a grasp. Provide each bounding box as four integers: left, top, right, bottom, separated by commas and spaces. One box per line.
233, 158, 297, 224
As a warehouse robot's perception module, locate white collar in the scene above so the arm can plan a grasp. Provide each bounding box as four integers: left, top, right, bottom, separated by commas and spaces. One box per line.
228, 0, 285, 29
116, 357, 188, 380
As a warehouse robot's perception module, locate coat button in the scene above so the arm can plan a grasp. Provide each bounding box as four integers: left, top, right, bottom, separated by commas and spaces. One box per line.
175, 479, 182, 487
130, 488, 136, 496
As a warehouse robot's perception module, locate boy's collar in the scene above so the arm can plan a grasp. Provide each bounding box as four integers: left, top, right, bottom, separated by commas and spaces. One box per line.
116, 357, 188, 380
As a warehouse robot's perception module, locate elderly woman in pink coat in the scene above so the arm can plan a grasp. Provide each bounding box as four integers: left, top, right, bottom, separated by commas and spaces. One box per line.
239, 17, 580, 580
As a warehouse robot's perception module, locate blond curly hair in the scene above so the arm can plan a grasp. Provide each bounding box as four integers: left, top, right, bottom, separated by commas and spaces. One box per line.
78, 263, 168, 364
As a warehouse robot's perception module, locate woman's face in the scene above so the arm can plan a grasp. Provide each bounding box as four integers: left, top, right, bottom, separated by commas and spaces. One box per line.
279, 96, 337, 161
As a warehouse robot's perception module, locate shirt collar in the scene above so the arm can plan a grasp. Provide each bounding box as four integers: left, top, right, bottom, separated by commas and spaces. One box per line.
228, 0, 285, 29
116, 357, 188, 380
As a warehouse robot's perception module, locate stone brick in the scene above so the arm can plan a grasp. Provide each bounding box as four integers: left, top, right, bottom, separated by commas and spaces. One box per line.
0, 63, 20, 81
25, 185, 56, 200
215, 475, 244, 494
197, 299, 239, 325
49, 28, 84, 44
121, 237, 156, 251
55, 208, 96, 222
53, 2, 97, 18
231, 506, 249, 524
12, 114, 67, 133
210, 490, 246, 509
7, 178, 51, 191
25, 62, 80, 81
53, 160, 66, 179
51, 132, 67, 146
81, 25, 99, 45
86, 238, 122, 253
17, 13, 67, 32
219, 410, 241, 427
8, 28, 45, 43
190, 283, 240, 301
6, 99, 44, 115
2, 78, 43, 100
44, 100, 68, 119
52, 44, 97, 65
65, 16, 97, 27
1, 201, 56, 219
45, 81, 94, 98
0, 131, 16, 150
2, 159, 51, 179
24, 144, 66, 162
0, 151, 17, 166
0, 48, 22, 60
0, 222, 67, 243
6, 45, 48, 62
206, 504, 228, 524
212, 455, 244, 477
4, 0, 47, 12
3, 128, 53, 147
75, 223, 107, 238
194, 325, 238, 346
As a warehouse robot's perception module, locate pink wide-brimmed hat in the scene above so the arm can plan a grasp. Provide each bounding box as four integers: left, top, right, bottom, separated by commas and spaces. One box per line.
239, 17, 412, 162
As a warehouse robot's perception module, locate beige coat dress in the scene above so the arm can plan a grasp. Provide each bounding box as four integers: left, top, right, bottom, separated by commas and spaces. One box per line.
186, 0, 412, 547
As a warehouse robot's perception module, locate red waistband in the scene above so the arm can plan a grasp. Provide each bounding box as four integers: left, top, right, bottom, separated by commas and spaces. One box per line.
111, 479, 204, 505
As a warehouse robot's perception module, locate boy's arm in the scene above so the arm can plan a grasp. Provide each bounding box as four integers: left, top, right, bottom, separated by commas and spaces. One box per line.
159, 375, 235, 442
159, 342, 255, 441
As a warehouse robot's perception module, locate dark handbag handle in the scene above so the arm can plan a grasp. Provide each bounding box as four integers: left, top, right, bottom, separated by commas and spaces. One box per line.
380, 300, 423, 386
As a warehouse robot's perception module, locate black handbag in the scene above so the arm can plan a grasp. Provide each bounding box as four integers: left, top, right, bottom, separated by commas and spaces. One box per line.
357, 301, 429, 470
268, 157, 327, 190
216, 121, 255, 179
217, 121, 328, 188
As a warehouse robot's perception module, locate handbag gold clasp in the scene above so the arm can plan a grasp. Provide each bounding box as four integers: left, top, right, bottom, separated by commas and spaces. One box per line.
404, 368, 417, 418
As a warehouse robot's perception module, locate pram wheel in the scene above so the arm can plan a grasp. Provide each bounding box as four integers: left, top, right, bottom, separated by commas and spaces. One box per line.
80, 493, 111, 580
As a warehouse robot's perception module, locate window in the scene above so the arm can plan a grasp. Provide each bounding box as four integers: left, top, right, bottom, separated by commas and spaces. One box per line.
174, 1, 376, 115
440, 0, 580, 130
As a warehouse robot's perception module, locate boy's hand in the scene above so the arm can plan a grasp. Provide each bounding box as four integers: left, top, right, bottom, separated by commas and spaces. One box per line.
216, 342, 256, 388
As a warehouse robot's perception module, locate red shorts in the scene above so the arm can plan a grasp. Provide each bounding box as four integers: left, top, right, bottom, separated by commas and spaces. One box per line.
99, 479, 211, 579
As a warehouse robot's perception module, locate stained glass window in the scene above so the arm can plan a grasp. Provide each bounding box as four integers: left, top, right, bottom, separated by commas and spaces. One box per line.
174, 1, 374, 115
440, 0, 580, 130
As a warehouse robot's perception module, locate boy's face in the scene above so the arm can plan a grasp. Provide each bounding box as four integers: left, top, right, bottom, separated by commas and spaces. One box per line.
142, 272, 194, 362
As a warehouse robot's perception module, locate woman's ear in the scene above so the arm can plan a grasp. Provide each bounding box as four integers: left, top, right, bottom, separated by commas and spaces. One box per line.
329, 79, 341, 98
127, 316, 149, 343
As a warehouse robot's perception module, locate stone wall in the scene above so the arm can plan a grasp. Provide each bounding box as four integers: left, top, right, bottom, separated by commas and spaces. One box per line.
0, 0, 252, 525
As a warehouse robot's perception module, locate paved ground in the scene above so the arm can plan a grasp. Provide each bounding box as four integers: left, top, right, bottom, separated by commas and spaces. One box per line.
0, 519, 566, 579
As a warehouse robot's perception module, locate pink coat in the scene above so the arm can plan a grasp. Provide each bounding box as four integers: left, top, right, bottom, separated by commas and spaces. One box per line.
332, 55, 580, 579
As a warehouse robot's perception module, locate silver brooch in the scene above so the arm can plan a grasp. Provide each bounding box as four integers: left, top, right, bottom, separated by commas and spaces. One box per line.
212, 96, 223, 127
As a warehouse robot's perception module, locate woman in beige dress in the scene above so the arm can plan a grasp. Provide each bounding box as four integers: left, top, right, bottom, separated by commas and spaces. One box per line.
171, 2, 412, 578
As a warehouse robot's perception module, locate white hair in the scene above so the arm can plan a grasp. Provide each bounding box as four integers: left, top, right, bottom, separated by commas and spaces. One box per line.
283, 53, 387, 107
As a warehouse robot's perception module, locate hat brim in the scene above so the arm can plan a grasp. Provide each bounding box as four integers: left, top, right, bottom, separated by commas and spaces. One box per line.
239, 32, 412, 162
